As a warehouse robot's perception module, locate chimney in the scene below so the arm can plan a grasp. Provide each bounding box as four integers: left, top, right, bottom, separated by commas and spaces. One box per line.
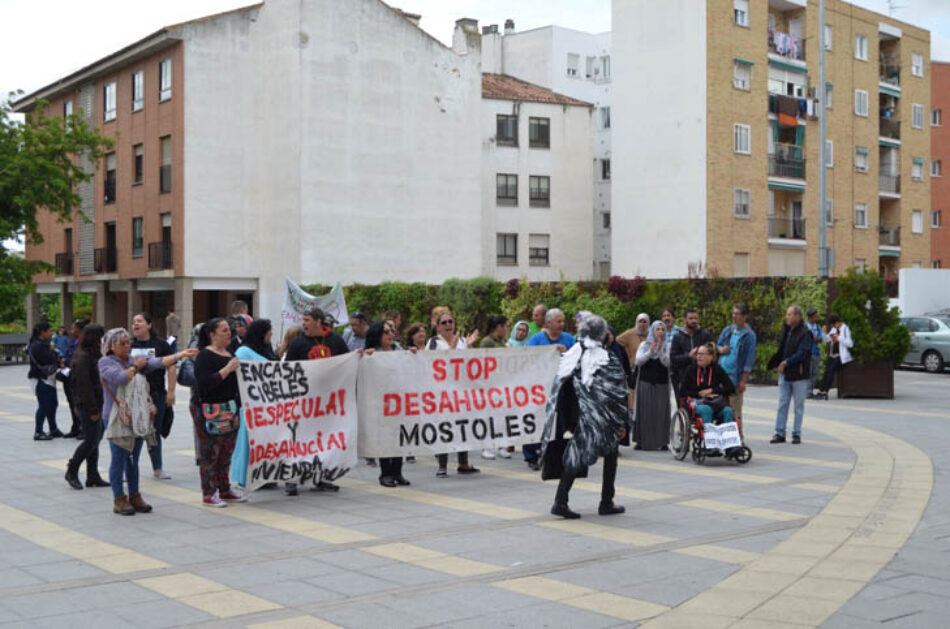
453, 18, 481, 55
504, 19, 515, 35
482, 24, 498, 35
394, 9, 422, 27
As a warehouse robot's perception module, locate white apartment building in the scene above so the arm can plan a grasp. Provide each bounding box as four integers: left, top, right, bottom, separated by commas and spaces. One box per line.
481, 23, 613, 279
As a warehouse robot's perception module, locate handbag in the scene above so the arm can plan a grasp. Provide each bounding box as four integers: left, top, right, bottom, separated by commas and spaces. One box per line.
161, 406, 174, 439
177, 358, 196, 387
102, 379, 133, 426
696, 394, 727, 414
202, 400, 239, 435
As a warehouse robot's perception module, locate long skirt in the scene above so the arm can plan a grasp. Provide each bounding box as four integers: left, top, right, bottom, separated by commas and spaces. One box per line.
634, 380, 671, 450
230, 410, 249, 488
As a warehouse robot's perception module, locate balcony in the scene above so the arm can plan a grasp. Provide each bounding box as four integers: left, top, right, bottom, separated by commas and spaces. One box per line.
93, 247, 117, 274
879, 174, 901, 195
148, 241, 172, 270
879, 117, 901, 141
879, 225, 901, 247
54, 253, 73, 276
768, 30, 804, 61
768, 216, 806, 240
880, 62, 900, 88
769, 143, 806, 179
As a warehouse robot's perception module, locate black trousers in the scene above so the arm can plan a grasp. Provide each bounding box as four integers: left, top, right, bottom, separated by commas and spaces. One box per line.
436, 451, 469, 468
555, 449, 618, 507
68, 407, 104, 477
379, 457, 403, 479
819, 356, 842, 392
62, 378, 81, 434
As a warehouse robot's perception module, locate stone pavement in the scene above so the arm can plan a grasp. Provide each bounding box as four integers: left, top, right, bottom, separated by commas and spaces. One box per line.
0, 364, 946, 628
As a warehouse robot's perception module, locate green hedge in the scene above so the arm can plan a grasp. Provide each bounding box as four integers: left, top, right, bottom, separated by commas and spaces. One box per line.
304, 276, 828, 383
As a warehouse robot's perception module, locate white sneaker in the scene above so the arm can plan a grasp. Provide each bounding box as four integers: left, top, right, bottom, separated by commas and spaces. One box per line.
481, 448, 496, 460
154, 470, 171, 480
497, 448, 512, 459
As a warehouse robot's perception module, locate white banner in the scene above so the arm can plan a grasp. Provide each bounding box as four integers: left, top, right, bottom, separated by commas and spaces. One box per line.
280, 278, 348, 328
236, 353, 359, 491
702, 422, 743, 451
357, 347, 560, 457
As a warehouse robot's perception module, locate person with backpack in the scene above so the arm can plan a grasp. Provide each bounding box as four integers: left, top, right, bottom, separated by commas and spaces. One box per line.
27, 322, 64, 441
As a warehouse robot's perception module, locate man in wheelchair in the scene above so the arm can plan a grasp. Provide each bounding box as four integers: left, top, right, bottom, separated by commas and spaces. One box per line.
679, 342, 738, 445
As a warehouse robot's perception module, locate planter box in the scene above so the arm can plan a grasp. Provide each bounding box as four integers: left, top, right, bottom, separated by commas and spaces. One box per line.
836, 360, 894, 399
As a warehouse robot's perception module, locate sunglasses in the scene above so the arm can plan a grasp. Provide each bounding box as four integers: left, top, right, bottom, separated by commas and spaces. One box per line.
439, 319, 454, 326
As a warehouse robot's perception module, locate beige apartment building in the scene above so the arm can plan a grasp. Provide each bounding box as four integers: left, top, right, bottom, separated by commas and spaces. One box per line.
613, 0, 932, 278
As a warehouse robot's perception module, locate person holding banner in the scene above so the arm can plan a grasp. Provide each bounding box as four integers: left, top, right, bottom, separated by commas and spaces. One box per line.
231, 319, 279, 490
679, 342, 737, 427
541, 314, 628, 519
364, 321, 412, 487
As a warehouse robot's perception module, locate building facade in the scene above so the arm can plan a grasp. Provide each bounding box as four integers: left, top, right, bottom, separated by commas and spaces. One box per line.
931, 61, 950, 269
612, 0, 932, 278
481, 24, 612, 279
480, 73, 594, 281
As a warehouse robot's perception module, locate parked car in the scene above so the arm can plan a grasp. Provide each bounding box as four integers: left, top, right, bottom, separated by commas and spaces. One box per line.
900, 314, 950, 373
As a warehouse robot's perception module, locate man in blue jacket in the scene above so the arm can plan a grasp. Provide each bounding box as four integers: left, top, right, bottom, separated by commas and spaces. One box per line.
768, 305, 813, 444
716, 303, 757, 426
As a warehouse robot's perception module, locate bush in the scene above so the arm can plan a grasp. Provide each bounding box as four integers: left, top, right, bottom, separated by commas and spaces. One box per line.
831, 269, 910, 364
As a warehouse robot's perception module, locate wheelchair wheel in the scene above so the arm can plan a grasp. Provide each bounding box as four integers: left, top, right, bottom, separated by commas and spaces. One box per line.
692, 436, 706, 465
668, 408, 690, 461
734, 446, 752, 464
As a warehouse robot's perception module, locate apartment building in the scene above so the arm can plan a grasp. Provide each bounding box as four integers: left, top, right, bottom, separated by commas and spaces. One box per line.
931, 61, 950, 269
18, 1, 483, 333
481, 23, 612, 279
612, 0, 932, 278
481, 73, 594, 281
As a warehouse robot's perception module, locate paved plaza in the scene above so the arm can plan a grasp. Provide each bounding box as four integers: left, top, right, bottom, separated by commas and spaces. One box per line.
0, 364, 946, 628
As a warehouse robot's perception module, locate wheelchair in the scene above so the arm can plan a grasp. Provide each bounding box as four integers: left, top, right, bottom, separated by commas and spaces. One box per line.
668, 397, 751, 465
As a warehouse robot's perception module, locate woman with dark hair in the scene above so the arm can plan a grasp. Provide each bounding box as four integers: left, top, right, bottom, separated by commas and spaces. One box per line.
130, 312, 176, 480
194, 318, 244, 507
65, 325, 109, 490
679, 342, 736, 426
404, 322, 428, 351
27, 322, 64, 441
365, 320, 412, 487
231, 319, 277, 490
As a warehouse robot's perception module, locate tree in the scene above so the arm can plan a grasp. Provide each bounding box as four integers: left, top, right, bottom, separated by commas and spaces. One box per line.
0, 93, 113, 326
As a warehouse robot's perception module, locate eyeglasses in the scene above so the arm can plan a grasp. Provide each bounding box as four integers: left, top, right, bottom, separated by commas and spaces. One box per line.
383, 328, 395, 335
439, 319, 454, 326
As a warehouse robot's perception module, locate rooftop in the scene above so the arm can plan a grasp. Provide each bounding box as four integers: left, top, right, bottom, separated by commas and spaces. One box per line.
481, 73, 592, 107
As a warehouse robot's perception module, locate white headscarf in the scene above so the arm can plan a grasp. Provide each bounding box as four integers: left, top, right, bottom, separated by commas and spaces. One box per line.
557, 315, 610, 389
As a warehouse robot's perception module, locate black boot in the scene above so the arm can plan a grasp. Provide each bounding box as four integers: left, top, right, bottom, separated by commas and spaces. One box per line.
85, 471, 110, 488
551, 503, 581, 519
65, 461, 83, 490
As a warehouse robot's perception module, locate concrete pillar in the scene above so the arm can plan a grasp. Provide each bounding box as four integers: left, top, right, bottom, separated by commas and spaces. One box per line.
26, 292, 41, 330
94, 282, 109, 327
126, 283, 142, 329
60, 284, 73, 327
175, 278, 194, 341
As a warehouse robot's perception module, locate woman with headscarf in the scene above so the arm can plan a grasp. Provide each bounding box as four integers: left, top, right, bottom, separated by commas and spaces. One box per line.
230, 319, 278, 491
633, 320, 672, 450
617, 314, 650, 366
541, 314, 628, 519
508, 320, 531, 347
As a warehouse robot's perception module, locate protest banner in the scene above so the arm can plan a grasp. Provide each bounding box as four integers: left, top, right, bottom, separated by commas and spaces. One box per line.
280, 278, 348, 328
357, 347, 560, 457
236, 353, 358, 490
701, 422, 743, 451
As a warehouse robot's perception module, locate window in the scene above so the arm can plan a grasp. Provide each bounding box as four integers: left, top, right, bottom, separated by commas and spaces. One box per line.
856, 258, 867, 272
767, 66, 806, 97
496, 173, 518, 206
567, 53, 579, 77
912, 53, 924, 77
855, 203, 868, 227
854, 34, 868, 61
529, 175, 550, 207
103, 82, 116, 122
824, 24, 833, 50
734, 253, 750, 278
600, 55, 611, 80
854, 89, 868, 117
932, 210, 942, 228
601, 159, 611, 180
825, 140, 834, 167
912, 159, 924, 181
496, 233, 517, 265
912, 210, 924, 234
528, 234, 550, 266
600, 106, 611, 129
160, 135, 172, 193
912, 103, 924, 129
933, 160, 942, 177
132, 217, 144, 258
733, 61, 751, 90
734, 0, 749, 27
159, 58, 172, 101
132, 70, 143, 111
585, 56, 596, 79
63, 100, 73, 118
104, 152, 116, 203
733, 188, 750, 218
933, 109, 943, 126
932, 260, 942, 269
529, 117, 550, 148
733, 124, 750, 154
496, 114, 518, 146
602, 212, 611, 229
855, 147, 869, 173
825, 84, 833, 109
825, 199, 834, 226
133, 144, 143, 184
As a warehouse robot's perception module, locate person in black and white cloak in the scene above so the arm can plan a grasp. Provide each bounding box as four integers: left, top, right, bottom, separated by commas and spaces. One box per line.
540, 314, 629, 519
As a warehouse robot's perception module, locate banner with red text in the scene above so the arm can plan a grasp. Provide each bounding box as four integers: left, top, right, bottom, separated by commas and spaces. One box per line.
236, 353, 359, 491
357, 347, 560, 457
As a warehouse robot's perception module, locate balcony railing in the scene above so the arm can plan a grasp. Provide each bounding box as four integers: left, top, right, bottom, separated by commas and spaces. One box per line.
93, 247, 117, 274
879, 225, 901, 247
880, 117, 901, 140
769, 143, 806, 178
879, 174, 901, 195
880, 62, 900, 87
768, 217, 806, 240
54, 252, 73, 275
148, 241, 172, 270
768, 30, 804, 61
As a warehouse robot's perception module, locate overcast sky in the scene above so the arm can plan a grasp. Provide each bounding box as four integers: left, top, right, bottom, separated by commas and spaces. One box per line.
3, 0, 949, 101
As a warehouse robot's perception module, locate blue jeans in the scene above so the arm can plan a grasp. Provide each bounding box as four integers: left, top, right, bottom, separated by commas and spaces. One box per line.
694, 404, 735, 425
34, 380, 59, 434
147, 390, 166, 471
110, 438, 144, 498
775, 375, 809, 437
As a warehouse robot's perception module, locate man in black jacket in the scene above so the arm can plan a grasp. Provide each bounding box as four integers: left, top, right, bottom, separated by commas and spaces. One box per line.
768, 305, 813, 444
669, 309, 713, 394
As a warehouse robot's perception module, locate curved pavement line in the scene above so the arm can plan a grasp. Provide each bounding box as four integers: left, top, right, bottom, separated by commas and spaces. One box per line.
639, 409, 933, 629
